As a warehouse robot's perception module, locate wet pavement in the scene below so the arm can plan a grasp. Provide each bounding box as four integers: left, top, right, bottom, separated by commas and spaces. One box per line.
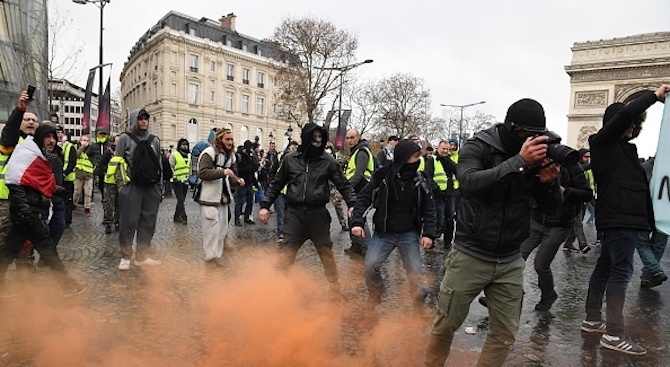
0, 194, 669, 366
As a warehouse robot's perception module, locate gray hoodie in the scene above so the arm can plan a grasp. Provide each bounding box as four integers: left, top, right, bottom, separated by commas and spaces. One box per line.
114, 107, 162, 183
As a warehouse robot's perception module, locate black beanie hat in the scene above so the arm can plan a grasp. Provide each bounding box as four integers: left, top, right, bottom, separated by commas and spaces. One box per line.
578, 148, 589, 158
392, 139, 420, 175
34, 124, 57, 149
504, 98, 547, 133
603, 102, 625, 124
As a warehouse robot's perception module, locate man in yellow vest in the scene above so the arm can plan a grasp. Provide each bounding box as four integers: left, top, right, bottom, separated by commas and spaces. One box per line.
57, 125, 77, 228
345, 129, 375, 256
170, 138, 191, 225
101, 135, 122, 234
73, 135, 95, 215
420, 140, 457, 253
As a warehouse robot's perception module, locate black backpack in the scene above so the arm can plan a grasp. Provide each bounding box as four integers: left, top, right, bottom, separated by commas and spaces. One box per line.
125, 133, 161, 186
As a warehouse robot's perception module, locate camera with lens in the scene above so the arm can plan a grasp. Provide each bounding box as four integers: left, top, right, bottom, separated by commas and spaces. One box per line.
535, 131, 579, 166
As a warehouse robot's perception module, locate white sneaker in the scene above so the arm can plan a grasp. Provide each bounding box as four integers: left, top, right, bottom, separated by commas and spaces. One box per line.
118, 258, 131, 271
134, 258, 162, 266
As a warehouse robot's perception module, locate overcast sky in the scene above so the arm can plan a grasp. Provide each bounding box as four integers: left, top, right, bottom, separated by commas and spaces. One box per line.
53, 0, 670, 157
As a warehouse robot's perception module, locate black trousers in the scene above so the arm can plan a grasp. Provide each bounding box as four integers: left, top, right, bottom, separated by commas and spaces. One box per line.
63, 180, 74, 225
279, 206, 338, 283
173, 182, 189, 220
0, 212, 68, 285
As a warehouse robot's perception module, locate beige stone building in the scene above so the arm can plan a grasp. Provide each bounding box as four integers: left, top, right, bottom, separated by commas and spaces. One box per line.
120, 11, 294, 150
565, 32, 670, 149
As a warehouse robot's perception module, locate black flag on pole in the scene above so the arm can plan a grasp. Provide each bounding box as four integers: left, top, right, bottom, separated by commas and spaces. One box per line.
82, 68, 96, 135
97, 78, 111, 132
335, 110, 351, 150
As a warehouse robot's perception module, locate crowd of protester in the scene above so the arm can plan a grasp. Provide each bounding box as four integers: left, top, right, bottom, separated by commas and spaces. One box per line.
1, 85, 669, 364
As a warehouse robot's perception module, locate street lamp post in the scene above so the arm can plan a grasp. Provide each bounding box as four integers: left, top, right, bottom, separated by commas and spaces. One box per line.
315, 59, 373, 134
73, 0, 110, 130
440, 101, 486, 143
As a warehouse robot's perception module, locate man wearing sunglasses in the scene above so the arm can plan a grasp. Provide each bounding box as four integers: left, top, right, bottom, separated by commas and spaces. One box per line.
425, 98, 562, 367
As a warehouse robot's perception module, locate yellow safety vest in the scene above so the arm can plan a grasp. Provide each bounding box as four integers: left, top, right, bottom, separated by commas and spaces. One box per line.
172, 152, 191, 182
75, 151, 94, 174
62, 141, 76, 182
0, 153, 9, 200
449, 152, 459, 190
105, 156, 126, 184
418, 156, 447, 191
0, 136, 24, 200
277, 152, 287, 195
345, 147, 374, 182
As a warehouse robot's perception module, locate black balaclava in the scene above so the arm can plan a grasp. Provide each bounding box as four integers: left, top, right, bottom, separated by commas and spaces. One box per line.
392, 139, 421, 180
177, 138, 190, 157
500, 98, 547, 155
298, 123, 326, 160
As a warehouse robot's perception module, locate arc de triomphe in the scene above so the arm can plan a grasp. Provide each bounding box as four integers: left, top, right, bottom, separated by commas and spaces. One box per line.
565, 32, 670, 149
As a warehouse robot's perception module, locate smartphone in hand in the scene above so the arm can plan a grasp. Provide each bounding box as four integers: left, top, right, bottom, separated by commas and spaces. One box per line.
27, 85, 36, 100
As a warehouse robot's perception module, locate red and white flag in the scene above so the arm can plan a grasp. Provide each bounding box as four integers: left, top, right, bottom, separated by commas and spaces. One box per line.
5, 136, 56, 198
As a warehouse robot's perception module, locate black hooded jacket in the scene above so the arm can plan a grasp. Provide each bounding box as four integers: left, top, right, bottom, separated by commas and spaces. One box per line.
351, 140, 436, 239
588, 90, 658, 231
454, 124, 563, 263
531, 162, 592, 228
261, 123, 356, 210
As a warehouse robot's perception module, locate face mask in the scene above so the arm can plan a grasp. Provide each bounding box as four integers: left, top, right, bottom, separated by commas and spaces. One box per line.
325, 149, 332, 155
311, 136, 322, 148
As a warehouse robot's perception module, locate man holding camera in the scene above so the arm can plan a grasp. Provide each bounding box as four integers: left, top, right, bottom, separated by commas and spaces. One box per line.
581, 84, 670, 356
425, 99, 563, 367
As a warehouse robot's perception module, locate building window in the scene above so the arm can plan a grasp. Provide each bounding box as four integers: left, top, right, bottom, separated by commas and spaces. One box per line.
188, 25, 196, 37
188, 83, 199, 104
189, 54, 199, 72
256, 97, 264, 116
257, 72, 265, 88
240, 125, 249, 142
226, 91, 234, 110
187, 118, 198, 143
154, 82, 158, 100
210, 60, 216, 72
241, 95, 249, 113
242, 44, 248, 52
226, 39, 232, 47
242, 68, 250, 84
210, 91, 215, 102
227, 64, 234, 81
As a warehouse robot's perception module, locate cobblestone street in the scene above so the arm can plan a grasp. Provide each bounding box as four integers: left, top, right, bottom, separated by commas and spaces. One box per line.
0, 194, 668, 366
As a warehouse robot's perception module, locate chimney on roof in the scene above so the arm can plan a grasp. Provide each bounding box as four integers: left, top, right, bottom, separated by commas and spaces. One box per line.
219, 13, 236, 32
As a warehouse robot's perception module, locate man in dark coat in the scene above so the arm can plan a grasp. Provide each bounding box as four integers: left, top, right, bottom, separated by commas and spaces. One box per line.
351, 139, 436, 312
258, 123, 356, 300
581, 84, 670, 356
425, 98, 562, 367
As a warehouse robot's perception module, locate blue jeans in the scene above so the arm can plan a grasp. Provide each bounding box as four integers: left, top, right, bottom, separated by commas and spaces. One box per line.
636, 230, 668, 281
275, 194, 286, 235
364, 231, 423, 303
434, 197, 446, 239
585, 229, 639, 336
49, 201, 66, 246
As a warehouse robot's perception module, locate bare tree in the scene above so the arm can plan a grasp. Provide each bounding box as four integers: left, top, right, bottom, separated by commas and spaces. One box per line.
421, 116, 452, 145
462, 110, 497, 138
47, 4, 85, 107
375, 73, 431, 139
348, 78, 381, 137
270, 16, 358, 126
